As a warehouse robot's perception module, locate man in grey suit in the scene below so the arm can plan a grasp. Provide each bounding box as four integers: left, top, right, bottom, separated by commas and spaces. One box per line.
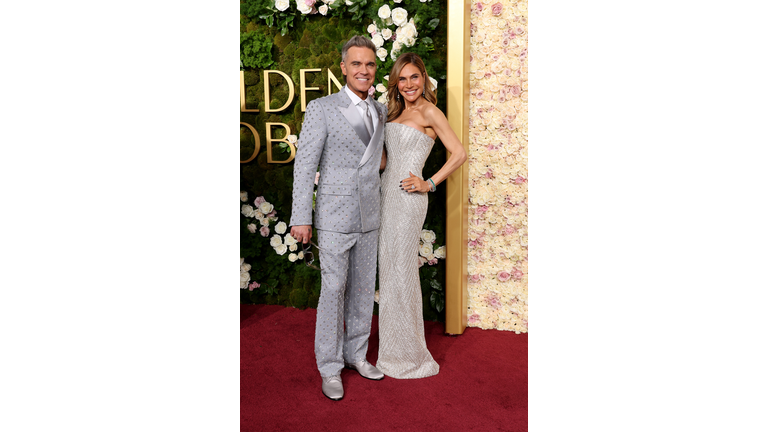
289, 36, 387, 401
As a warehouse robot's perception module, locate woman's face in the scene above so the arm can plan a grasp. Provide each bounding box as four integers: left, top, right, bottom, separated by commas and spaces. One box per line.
397, 63, 424, 104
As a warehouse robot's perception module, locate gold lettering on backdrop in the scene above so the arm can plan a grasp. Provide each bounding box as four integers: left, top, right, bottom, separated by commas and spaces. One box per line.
300, 69, 321, 112
327, 69, 343, 95
265, 122, 296, 164
240, 71, 259, 113
240, 122, 261, 164
264, 70, 295, 113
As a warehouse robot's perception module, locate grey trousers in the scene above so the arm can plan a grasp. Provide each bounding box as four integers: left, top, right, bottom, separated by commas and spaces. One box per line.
315, 229, 378, 378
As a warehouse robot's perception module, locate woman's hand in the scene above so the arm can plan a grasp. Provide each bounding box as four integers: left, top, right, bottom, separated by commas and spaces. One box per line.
400, 171, 428, 193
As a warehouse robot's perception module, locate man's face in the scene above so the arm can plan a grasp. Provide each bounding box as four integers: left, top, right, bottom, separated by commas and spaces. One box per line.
340, 46, 377, 100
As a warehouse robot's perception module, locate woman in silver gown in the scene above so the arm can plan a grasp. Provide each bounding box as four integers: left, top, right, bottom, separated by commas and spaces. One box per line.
376, 53, 467, 379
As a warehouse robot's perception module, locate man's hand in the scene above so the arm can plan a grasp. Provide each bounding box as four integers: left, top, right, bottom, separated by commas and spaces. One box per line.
291, 225, 313, 244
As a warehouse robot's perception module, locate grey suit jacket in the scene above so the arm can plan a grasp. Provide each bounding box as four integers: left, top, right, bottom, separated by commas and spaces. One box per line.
290, 86, 387, 233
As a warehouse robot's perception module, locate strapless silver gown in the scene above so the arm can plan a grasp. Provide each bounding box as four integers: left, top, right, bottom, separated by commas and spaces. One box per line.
376, 122, 440, 379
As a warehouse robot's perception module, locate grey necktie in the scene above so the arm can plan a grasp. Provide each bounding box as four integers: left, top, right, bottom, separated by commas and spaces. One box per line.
362, 101, 374, 141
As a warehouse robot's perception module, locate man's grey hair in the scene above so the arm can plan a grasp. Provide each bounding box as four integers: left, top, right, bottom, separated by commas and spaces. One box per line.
341, 35, 377, 62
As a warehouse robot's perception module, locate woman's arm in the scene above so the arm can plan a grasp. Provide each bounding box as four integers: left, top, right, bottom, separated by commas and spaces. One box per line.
401, 106, 467, 194
424, 105, 467, 186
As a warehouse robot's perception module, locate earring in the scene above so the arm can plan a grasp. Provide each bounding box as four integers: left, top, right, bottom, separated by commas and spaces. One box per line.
422, 88, 425, 97
397, 92, 400, 101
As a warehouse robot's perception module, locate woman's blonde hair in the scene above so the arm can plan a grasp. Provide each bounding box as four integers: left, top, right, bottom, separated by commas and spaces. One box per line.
386, 53, 437, 123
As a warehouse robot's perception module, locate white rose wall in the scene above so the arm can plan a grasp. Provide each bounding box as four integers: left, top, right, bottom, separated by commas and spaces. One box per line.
240, 0, 527, 333
466, 0, 528, 333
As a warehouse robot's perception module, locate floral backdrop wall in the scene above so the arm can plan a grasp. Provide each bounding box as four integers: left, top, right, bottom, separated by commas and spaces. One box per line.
467, 0, 528, 333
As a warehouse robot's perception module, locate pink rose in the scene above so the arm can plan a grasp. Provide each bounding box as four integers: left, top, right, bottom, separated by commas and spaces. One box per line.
475, 2, 483, 12
248, 281, 260, 291
469, 274, 482, 283
468, 313, 481, 324
259, 226, 270, 237
428, 258, 438, 265
515, 176, 527, 184
267, 210, 277, 218
484, 171, 493, 178
512, 268, 524, 280
491, 2, 503, 15
417, 256, 428, 268
497, 271, 511, 282
468, 239, 477, 248
504, 225, 517, 236
488, 295, 501, 309
304, 0, 315, 5
254, 196, 266, 206
314, 172, 320, 185
368, 86, 375, 96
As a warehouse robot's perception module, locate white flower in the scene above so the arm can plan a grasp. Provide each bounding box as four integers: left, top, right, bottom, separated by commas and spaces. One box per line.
384, 75, 389, 81
429, 76, 438, 91
391, 7, 408, 26
274, 244, 288, 255
391, 41, 403, 57
241, 204, 255, 217
418, 256, 428, 267
258, 217, 269, 227
374, 290, 380, 303
397, 20, 417, 42
378, 4, 391, 19
434, 245, 446, 259
376, 83, 387, 93
240, 270, 250, 289
288, 253, 299, 262
297, 251, 304, 259
419, 243, 434, 258
275, 221, 287, 234
275, 0, 291, 11
283, 233, 298, 246
393, 0, 402, 3
367, 23, 377, 34
372, 34, 385, 48
345, 0, 353, 5
421, 229, 437, 243
381, 28, 393, 40
240, 191, 248, 202
289, 244, 298, 252
420, 0, 427, 2
259, 202, 274, 214
286, 134, 297, 143
247, 223, 257, 234
296, 0, 312, 14
270, 234, 283, 247
318, 4, 328, 14
376, 47, 388, 61
240, 261, 251, 272
377, 93, 388, 104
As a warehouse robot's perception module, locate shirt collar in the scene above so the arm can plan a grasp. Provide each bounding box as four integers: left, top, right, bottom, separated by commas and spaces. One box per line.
344, 85, 370, 106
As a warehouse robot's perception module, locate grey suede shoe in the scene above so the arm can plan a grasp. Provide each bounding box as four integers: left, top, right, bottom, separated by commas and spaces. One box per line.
321, 375, 344, 401
345, 360, 385, 380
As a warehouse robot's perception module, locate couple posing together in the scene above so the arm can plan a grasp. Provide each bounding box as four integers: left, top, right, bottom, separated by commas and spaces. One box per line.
289, 35, 466, 401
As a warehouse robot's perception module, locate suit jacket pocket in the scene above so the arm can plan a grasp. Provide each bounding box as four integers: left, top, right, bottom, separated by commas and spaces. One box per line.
318, 184, 352, 196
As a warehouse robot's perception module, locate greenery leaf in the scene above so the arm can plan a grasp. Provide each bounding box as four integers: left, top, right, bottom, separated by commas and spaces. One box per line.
430, 279, 442, 292
428, 18, 440, 30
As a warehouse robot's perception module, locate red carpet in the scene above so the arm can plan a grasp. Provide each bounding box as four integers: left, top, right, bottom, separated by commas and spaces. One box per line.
241, 305, 527, 431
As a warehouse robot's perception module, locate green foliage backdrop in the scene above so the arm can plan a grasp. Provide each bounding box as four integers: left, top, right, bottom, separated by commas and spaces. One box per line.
240, 0, 449, 322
